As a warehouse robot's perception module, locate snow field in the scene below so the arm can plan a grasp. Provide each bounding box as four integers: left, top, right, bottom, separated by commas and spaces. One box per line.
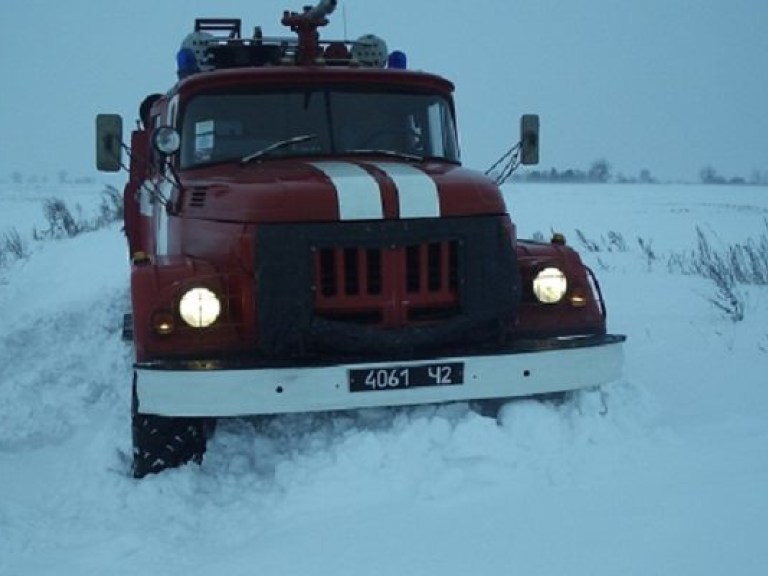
1, 182, 767, 575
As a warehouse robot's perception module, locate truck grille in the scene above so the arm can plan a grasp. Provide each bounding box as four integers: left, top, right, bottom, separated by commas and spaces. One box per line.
255, 217, 519, 357
313, 241, 460, 326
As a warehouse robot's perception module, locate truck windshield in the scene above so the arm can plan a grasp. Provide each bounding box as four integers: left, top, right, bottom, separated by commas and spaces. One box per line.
179, 88, 459, 168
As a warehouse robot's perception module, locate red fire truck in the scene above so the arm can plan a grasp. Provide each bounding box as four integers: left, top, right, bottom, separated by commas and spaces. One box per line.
96, 0, 625, 478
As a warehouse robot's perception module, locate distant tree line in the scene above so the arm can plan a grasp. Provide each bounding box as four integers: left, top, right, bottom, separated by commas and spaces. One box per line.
512, 160, 655, 184
8, 162, 768, 187
515, 159, 611, 184
699, 166, 768, 186
512, 160, 768, 186
8, 171, 95, 185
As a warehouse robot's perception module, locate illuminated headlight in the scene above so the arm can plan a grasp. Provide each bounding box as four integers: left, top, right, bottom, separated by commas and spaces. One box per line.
533, 267, 568, 304
179, 287, 221, 328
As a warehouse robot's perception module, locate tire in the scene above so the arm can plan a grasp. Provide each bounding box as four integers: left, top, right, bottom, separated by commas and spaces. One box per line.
473, 391, 570, 420
131, 376, 210, 478
472, 398, 507, 420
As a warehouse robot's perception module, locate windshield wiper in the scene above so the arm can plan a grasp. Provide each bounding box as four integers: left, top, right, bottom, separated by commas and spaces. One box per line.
240, 134, 318, 165
342, 149, 423, 162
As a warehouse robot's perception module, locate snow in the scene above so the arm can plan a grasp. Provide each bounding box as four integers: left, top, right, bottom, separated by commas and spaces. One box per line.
1, 181, 767, 575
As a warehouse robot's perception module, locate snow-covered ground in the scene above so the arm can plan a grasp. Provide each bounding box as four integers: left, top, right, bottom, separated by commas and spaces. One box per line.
1, 180, 767, 575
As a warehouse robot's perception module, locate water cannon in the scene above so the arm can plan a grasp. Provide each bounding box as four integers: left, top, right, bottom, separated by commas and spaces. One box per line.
282, 0, 338, 65
305, 0, 337, 22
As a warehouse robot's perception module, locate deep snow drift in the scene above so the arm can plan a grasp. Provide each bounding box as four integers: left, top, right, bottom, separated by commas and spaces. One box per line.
1, 181, 767, 575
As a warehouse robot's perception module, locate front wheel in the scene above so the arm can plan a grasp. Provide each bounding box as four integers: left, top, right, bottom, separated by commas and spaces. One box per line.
473, 391, 571, 420
131, 377, 211, 478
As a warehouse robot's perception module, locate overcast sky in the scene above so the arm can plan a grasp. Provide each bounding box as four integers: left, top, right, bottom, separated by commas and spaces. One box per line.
1, 0, 766, 182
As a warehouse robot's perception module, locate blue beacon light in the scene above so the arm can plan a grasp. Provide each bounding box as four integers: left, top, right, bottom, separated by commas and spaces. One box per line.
176, 48, 200, 79
387, 50, 407, 69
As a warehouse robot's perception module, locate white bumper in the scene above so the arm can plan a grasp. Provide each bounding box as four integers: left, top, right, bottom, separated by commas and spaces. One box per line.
136, 336, 625, 417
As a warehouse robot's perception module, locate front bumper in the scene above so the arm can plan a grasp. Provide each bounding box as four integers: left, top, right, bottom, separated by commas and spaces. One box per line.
135, 334, 626, 417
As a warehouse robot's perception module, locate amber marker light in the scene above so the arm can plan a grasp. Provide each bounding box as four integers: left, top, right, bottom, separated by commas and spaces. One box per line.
569, 289, 588, 307
152, 310, 176, 335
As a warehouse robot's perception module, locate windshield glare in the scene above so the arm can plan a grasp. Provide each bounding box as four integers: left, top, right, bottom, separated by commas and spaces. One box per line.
179, 89, 459, 168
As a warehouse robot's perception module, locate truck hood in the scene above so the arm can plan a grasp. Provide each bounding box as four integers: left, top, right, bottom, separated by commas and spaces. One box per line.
177, 159, 506, 223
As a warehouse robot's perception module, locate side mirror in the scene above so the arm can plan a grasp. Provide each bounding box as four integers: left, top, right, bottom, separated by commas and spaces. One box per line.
519, 114, 539, 166
96, 114, 124, 172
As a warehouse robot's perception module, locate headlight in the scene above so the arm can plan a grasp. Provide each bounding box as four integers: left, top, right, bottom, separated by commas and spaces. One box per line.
533, 267, 567, 304
179, 287, 221, 328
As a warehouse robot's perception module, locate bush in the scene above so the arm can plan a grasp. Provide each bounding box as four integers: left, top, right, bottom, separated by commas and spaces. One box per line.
576, 224, 766, 323
1, 185, 125, 272
668, 225, 768, 322
0, 228, 29, 270
35, 186, 124, 240
689, 224, 768, 287
575, 229, 630, 254
38, 198, 84, 239
2, 228, 28, 260
96, 185, 124, 227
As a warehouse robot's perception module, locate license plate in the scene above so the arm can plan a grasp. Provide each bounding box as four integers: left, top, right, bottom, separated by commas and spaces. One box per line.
349, 362, 464, 392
